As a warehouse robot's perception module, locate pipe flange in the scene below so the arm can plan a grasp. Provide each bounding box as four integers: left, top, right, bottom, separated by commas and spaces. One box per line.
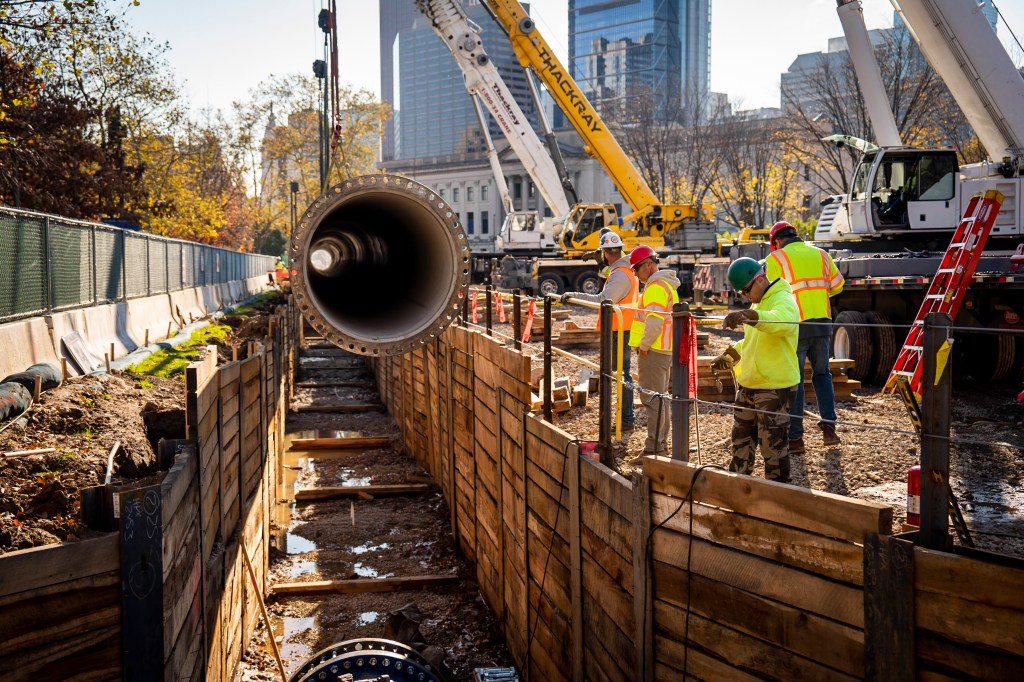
289, 638, 439, 682
290, 174, 471, 356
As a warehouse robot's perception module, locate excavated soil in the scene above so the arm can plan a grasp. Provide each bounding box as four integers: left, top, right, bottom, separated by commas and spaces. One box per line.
0, 291, 286, 554
479, 301, 1024, 559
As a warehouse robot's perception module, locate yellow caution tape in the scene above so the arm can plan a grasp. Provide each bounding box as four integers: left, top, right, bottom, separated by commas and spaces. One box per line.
935, 339, 953, 386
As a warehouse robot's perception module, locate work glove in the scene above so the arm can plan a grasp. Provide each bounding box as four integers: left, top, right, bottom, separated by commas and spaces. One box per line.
711, 347, 740, 372
723, 308, 759, 330
560, 292, 578, 304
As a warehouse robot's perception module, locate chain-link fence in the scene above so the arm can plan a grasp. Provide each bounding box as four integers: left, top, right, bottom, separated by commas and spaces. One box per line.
0, 207, 277, 323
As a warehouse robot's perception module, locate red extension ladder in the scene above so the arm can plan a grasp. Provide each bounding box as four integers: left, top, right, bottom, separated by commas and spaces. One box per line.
885, 190, 1005, 396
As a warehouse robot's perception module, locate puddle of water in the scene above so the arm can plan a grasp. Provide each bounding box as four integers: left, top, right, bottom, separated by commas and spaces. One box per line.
267, 616, 316, 676
339, 466, 373, 487
284, 523, 318, 555
359, 611, 379, 625
289, 429, 372, 441
290, 560, 317, 578
352, 562, 393, 579
351, 542, 390, 555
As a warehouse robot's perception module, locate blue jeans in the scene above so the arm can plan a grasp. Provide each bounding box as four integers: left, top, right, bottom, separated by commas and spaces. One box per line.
614, 330, 634, 425
790, 335, 837, 440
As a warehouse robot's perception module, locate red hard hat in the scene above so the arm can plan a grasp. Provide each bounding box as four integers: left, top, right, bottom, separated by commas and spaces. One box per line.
629, 245, 657, 269
769, 221, 797, 246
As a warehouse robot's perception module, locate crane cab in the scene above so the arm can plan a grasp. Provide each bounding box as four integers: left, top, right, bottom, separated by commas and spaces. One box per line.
832, 148, 961, 239
560, 203, 620, 251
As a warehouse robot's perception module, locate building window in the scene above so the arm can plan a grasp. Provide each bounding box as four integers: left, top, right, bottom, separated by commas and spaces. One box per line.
528, 182, 535, 198
439, 188, 446, 199
802, 195, 812, 208
804, 165, 811, 182
467, 186, 474, 202
513, 181, 522, 201
453, 187, 460, 203
467, 211, 475, 234
481, 184, 489, 201
482, 211, 489, 234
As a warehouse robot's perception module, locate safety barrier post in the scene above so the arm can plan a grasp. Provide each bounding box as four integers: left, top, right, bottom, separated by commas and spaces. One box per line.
919, 312, 952, 549
671, 304, 690, 461
543, 296, 553, 421
43, 216, 53, 313
598, 301, 613, 465
461, 293, 469, 327
485, 284, 493, 336
91, 225, 98, 304
512, 290, 522, 350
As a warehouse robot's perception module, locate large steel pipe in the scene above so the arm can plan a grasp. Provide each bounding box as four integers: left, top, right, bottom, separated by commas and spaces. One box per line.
290, 174, 471, 355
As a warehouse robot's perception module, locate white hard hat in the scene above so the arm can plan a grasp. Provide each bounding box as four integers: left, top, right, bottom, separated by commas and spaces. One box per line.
599, 232, 624, 249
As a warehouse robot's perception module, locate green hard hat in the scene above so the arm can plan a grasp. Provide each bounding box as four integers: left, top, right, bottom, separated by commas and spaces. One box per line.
728, 257, 763, 291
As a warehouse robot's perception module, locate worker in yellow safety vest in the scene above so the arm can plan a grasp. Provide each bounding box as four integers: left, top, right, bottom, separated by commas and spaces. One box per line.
628, 245, 679, 455
765, 221, 845, 454
561, 231, 640, 428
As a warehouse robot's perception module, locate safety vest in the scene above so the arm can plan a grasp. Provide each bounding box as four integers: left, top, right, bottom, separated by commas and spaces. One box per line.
629, 278, 678, 351
606, 261, 639, 332
765, 241, 844, 320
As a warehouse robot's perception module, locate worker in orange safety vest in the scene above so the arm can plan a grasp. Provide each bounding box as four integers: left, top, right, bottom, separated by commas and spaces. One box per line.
561, 231, 640, 428
765, 221, 844, 454
628, 245, 679, 455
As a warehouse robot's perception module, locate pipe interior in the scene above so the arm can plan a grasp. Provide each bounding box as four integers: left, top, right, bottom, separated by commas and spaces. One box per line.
304, 191, 459, 346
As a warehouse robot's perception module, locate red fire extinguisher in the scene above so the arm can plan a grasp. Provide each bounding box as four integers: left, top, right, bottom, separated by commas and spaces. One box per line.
907, 465, 921, 526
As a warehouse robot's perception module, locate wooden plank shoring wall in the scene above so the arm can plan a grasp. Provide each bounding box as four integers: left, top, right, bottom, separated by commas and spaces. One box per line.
0, 303, 292, 682
371, 323, 1024, 681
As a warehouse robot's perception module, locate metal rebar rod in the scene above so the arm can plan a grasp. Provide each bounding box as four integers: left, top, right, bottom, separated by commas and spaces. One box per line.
543, 296, 553, 421
599, 300, 613, 466
920, 312, 953, 550
485, 283, 493, 336
513, 289, 522, 350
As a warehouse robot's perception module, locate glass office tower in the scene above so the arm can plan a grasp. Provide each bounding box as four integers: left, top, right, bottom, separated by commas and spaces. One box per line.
380, 0, 537, 162
569, 0, 710, 116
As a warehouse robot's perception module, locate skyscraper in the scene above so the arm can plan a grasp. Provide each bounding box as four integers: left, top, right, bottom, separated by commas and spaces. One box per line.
379, 0, 537, 163
568, 0, 710, 116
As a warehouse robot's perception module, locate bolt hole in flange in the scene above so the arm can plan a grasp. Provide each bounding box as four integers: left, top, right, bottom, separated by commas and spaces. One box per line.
290, 175, 470, 356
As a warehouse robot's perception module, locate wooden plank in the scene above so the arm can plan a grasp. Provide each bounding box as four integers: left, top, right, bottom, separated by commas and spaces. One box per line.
655, 599, 859, 681
651, 526, 864, 627
864, 534, 914, 682
581, 457, 633, 518
654, 634, 763, 682
916, 630, 1024, 680
294, 484, 431, 501
568, 446, 583, 682
653, 560, 864, 676
651, 492, 867, 585
287, 436, 392, 450
632, 473, 652, 682
643, 456, 892, 542
0, 533, 119, 599
581, 489, 633, 572
293, 403, 384, 413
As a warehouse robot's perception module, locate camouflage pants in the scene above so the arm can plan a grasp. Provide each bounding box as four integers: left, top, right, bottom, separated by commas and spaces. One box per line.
730, 385, 796, 482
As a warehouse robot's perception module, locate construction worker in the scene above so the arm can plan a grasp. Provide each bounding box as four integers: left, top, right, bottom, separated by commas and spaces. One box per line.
628, 245, 679, 455
712, 257, 800, 482
561, 232, 640, 428
765, 221, 844, 453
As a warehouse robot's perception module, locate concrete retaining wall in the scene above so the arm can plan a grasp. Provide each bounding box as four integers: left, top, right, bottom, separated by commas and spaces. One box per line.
0, 318, 61, 378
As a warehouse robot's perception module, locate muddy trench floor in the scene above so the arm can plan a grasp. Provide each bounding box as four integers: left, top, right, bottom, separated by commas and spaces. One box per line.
237, 346, 513, 680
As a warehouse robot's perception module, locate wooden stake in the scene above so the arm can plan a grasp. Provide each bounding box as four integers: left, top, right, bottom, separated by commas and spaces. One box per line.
167, 321, 173, 339
241, 544, 288, 682
232, 346, 238, 362
104, 353, 111, 374
32, 374, 42, 401
144, 329, 149, 346
109, 343, 115, 364
104, 441, 121, 485
60, 357, 68, 381
2, 448, 57, 458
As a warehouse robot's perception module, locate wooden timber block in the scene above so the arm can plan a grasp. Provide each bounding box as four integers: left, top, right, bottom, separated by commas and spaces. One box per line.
530, 365, 544, 389
530, 392, 543, 411
272, 575, 461, 596
551, 377, 571, 402
572, 369, 590, 408
553, 397, 573, 413
294, 484, 430, 502
563, 320, 581, 330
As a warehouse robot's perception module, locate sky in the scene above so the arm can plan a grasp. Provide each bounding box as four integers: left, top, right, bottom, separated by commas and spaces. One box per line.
126, 0, 1024, 115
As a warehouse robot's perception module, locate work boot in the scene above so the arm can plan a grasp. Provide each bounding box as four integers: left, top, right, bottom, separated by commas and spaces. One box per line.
821, 423, 841, 446
788, 438, 805, 454
777, 455, 791, 484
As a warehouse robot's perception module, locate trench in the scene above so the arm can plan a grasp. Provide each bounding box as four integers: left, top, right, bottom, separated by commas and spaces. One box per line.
237, 338, 512, 680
